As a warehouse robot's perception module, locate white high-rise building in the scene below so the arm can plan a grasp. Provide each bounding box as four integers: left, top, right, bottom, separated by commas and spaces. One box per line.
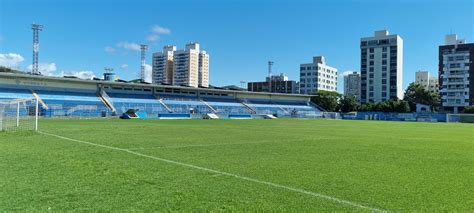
152, 45, 176, 85
360, 30, 403, 103
415, 70, 439, 94
198, 51, 210, 87
152, 43, 209, 88
299, 56, 338, 94
344, 71, 361, 101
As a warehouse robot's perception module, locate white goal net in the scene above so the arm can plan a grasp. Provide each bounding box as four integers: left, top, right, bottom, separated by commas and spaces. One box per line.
0, 98, 38, 131
446, 113, 474, 123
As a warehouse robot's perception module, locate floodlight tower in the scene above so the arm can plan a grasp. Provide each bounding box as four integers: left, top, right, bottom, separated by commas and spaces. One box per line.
104, 67, 114, 73
140, 44, 148, 82
32, 23, 44, 74
268, 61, 274, 93
240, 81, 247, 89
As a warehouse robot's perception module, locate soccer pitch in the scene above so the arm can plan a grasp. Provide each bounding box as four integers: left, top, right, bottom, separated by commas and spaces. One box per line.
1, 119, 473, 211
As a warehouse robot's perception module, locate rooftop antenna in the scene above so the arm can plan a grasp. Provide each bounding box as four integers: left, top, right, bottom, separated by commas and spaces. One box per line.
239, 81, 247, 88
268, 61, 273, 93
31, 23, 44, 74
104, 67, 114, 73
140, 44, 148, 82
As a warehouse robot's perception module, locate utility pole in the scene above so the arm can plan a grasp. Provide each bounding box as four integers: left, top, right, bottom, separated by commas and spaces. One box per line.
140, 44, 148, 82
32, 23, 44, 74
268, 61, 274, 93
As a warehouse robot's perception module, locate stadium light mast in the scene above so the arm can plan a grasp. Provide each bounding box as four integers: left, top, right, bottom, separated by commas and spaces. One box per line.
240, 81, 247, 89
140, 44, 148, 82
268, 61, 274, 93
104, 67, 114, 74
32, 23, 44, 75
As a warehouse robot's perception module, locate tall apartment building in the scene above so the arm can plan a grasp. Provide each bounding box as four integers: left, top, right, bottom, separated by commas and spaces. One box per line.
152, 45, 176, 85
415, 70, 439, 94
439, 34, 474, 113
344, 71, 361, 101
248, 73, 299, 94
360, 30, 403, 103
299, 56, 337, 94
152, 42, 209, 88
198, 51, 210, 87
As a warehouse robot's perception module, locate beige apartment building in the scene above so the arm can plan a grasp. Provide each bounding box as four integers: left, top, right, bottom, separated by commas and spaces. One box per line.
152, 42, 209, 88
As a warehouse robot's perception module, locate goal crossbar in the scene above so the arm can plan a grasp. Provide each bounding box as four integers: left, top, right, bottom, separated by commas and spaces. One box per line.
0, 98, 39, 131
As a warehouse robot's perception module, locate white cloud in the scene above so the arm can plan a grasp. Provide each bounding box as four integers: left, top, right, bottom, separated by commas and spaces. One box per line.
27, 62, 57, 76
143, 64, 152, 83
151, 25, 171, 35
117, 41, 141, 51
104, 46, 115, 53
0, 53, 24, 68
146, 34, 159, 42
60, 70, 96, 80
120, 64, 129, 69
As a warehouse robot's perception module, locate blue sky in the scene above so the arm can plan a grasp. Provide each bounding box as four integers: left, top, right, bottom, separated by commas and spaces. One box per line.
0, 0, 473, 93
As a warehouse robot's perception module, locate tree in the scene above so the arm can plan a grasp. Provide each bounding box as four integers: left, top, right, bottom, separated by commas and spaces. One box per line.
357, 99, 410, 113
359, 102, 376, 111
392, 100, 410, 113
310, 91, 341, 112
404, 83, 440, 112
338, 95, 359, 112
463, 106, 474, 114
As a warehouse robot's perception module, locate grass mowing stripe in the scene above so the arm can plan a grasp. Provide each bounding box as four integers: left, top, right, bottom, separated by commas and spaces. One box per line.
126, 137, 342, 150
38, 131, 386, 212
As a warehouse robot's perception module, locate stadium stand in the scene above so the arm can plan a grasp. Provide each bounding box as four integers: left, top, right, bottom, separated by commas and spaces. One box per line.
0, 73, 323, 119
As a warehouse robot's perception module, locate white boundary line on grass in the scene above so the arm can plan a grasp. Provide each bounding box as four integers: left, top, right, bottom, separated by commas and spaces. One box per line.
38, 131, 386, 212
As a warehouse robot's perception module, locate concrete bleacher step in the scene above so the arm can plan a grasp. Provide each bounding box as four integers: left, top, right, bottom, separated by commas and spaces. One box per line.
155, 95, 173, 113
31, 90, 49, 109
200, 99, 217, 113
97, 90, 117, 113
264, 114, 277, 119
239, 100, 257, 114
204, 113, 219, 119
277, 105, 289, 114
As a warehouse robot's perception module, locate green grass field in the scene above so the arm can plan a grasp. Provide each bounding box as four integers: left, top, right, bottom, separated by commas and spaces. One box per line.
1, 119, 473, 211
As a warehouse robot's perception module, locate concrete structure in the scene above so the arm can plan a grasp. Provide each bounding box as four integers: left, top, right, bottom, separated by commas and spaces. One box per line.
344, 71, 361, 101
198, 51, 210, 87
0, 72, 319, 118
152, 45, 176, 85
415, 70, 439, 94
360, 30, 403, 103
248, 73, 298, 94
439, 34, 474, 113
152, 43, 209, 88
299, 56, 338, 94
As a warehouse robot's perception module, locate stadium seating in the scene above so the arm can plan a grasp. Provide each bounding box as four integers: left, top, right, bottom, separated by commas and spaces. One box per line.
35, 90, 112, 117
106, 92, 168, 116
0, 87, 322, 119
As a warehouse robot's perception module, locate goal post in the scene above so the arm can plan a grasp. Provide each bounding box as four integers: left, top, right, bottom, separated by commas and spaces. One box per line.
446, 113, 474, 123
0, 98, 39, 132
